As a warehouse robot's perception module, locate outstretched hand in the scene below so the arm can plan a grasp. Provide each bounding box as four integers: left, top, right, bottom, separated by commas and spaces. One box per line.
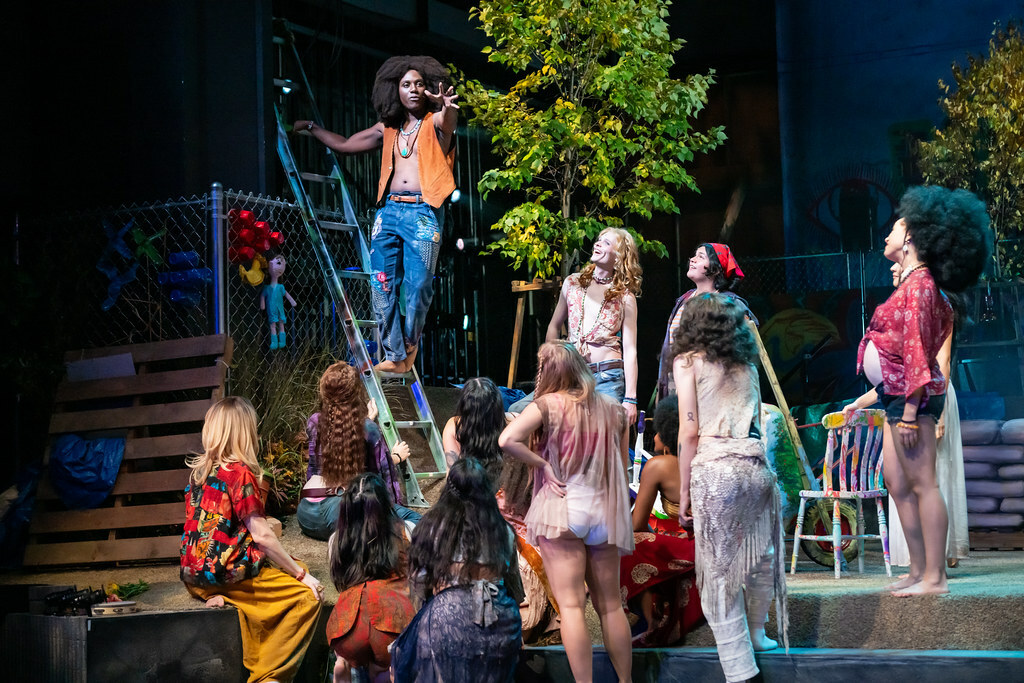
540, 462, 567, 498
425, 82, 459, 111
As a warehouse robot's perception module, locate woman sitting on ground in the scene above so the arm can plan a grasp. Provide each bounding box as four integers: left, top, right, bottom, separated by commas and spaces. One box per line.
326, 472, 415, 683
298, 361, 418, 540
621, 395, 703, 646
391, 457, 524, 682
181, 396, 323, 683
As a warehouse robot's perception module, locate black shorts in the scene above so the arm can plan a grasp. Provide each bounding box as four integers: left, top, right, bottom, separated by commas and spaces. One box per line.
875, 384, 945, 425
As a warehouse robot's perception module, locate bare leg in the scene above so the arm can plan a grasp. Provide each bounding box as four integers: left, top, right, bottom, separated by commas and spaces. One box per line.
745, 551, 778, 652
881, 422, 923, 591
585, 543, 633, 683
333, 655, 351, 683
537, 536, 593, 683
891, 416, 948, 596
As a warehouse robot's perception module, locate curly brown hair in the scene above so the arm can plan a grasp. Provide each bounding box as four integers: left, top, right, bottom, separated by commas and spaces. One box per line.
372, 55, 451, 129
578, 227, 643, 301
670, 293, 757, 368
318, 362, 369, 489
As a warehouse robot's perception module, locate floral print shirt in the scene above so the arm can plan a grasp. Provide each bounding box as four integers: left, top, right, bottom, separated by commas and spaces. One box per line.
857, 268, 952, 399
565, 273, 624, 360
180, 464, 266, 586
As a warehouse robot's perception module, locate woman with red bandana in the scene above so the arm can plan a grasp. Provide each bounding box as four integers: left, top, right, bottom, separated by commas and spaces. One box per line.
656, 243, 757, 401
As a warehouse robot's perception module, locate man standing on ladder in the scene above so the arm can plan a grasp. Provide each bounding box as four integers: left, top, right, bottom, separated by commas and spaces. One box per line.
294, 55, 458, 374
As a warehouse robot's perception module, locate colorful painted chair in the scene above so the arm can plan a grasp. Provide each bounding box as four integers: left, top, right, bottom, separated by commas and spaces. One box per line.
790, 409, 892, 578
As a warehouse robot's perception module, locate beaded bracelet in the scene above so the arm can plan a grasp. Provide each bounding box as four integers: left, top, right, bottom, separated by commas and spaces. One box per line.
622, 397, 637, 405
896, 421, 919, 430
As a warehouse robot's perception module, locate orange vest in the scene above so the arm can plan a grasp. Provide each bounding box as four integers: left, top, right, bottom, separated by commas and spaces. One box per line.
377, 111, 456, 209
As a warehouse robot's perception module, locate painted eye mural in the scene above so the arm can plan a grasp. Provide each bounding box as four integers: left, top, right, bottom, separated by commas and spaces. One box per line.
806, 167, 897, 254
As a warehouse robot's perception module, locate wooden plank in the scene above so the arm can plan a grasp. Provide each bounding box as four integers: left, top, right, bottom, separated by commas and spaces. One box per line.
63, 335, 228, 364
49, 399, 213, 434
55, 366, 226, 402
23, 536, 181, 567
30, 502, 183, 533
970, 530, 1024, 550
508, 294, 526, 389
124, 433, 203, 460
37, 469, 192, 501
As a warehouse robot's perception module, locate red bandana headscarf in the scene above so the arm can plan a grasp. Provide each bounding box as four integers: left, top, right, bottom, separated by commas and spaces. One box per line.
707, 243, 744, 280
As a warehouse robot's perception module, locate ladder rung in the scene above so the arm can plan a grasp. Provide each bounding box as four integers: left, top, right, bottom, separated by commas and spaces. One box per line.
300, 172, 340, 184
336, 269, 370, 280
415, 472, 447, 480
319, 220, 359, 233
355, 319, 377, 328
395, 420, 433, 430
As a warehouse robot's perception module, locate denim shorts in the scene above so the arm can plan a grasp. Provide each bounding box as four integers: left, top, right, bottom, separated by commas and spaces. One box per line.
875, 384, 945, 424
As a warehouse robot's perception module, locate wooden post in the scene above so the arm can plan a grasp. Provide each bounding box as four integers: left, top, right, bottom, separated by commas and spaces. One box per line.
508, 278, 562, 388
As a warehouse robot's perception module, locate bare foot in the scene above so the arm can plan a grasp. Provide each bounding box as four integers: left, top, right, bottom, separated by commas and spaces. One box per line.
750, 628, 779, 652
884, 576, 919, 591
205, 595, 225, 608
892, 580, 949, 597
376, 359, 404, 374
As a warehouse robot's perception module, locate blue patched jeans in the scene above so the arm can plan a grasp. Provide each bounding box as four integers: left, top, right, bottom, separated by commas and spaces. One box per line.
369, 198, 444, 361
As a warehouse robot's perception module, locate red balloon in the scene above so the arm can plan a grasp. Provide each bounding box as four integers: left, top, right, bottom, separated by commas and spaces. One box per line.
254, 221, 270, 238
238, 246, 256, 262
268, 232, 283, 248
238, 228, 255, 246
256, 239, 272, 253
238, 210, 255, 226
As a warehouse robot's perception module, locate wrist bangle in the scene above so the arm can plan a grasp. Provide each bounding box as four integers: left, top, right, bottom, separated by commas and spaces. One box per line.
622, 397, 637, 405
896, 421, 919, 430
295, 567, 306, 581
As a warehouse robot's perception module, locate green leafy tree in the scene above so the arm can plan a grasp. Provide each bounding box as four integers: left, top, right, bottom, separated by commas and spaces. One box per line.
918, 23, 1024, 277
459, 0, 726, 278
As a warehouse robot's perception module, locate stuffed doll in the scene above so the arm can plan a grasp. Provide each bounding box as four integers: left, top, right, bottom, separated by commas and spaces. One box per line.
260, 254, 297, 350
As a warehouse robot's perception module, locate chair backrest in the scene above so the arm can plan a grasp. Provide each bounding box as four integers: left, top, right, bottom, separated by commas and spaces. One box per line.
819, 409, 886, 493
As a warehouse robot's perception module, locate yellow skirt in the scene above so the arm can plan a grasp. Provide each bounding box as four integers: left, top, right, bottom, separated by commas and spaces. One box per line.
186, 563, 322, 683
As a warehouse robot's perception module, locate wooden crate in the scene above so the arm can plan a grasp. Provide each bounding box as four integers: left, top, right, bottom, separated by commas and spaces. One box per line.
25, 335, 232, 567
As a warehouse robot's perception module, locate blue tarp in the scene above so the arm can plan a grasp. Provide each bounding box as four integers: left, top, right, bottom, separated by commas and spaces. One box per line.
50, 434, 125, 509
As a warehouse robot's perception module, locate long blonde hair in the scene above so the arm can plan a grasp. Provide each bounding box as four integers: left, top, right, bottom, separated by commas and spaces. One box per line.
187, 396, 262, 486
578, 227, 643, 301
534, 340, 594, 403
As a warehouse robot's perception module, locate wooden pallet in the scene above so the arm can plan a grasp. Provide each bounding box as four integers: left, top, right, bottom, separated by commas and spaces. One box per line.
25, 335, 232, 567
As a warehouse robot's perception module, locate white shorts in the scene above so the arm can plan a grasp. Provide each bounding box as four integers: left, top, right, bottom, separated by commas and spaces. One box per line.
565, 476, 609, 545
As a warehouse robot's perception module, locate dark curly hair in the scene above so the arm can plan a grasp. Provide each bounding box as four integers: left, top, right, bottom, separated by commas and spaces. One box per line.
699, 244, 742, 292
408, 457, 516, 603
453, 378, 505, 491
670, 293, 758, 367
372, 56, 451, 129
330, 473, 406, 592
898, 186, 991, 293
653, 394, 679, 451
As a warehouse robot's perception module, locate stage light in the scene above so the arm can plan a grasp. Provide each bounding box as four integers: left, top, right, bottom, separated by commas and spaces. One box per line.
273, 78, 299, 94
450, 189, 462, 203
463, 314, 470, 330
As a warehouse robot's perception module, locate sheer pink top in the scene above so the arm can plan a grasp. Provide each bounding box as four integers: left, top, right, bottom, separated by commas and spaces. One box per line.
524, 392, 634, 554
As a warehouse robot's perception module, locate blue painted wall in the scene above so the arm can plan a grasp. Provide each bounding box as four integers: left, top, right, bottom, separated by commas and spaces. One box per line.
776, 0, 1024, 255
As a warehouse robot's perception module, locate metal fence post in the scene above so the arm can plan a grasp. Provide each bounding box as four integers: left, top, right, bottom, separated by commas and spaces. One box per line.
210, 182, 226, 335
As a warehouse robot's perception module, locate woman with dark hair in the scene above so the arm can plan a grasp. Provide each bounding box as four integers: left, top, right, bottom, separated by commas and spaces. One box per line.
672, 293, 787, 683
499, 340, 633, 683
620, 394, 703, 646
326, 473, 414, 683
298, 362, 418, 541
657, 243, 757, 400
442, 377, 508, 487
390, 457, 523, 683
294, 55, 459, 374
843, 186, 989, 596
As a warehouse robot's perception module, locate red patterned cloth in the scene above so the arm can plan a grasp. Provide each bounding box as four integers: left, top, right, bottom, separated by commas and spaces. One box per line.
857, 268, 952, 399
620, 518, 704, 646
180, 464, 266, 586
327, 576, 414, 668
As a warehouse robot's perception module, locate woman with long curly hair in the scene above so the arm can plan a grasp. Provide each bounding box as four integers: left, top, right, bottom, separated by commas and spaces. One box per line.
326, 473, 414, 683
672, 294, 787, 683
500, 341, 633, 683
509, 227, 643, 427
390, 457, 524, 682
293, 56, 459, 374
656, 242, 757, 401
181, 397, 324, 683
297, 362, 418, 541
842, 186, 989, 596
